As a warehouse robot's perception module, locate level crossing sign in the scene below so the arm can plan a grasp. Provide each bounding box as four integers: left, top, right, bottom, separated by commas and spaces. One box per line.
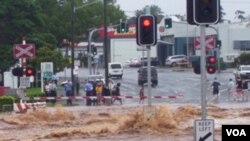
13, 44, 35, 59
194, 36, 215, 50
195, 119, 214, 141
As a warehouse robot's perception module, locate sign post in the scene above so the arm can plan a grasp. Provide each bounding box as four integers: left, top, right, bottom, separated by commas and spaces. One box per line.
195, 119, 214, 141
41, 62, 53, 92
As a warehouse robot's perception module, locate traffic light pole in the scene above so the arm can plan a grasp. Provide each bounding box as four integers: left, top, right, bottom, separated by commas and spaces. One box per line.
146, 45, 152, 106
145, 6, 152, 106
200, 25, 207, 119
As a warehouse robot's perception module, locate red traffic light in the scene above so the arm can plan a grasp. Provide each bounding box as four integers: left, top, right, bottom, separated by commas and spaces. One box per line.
25, 67, 35, 76
207, 56, 216, 64
136, 15, 157, 46
143, 19, 151, 27
207, 66, 216, 74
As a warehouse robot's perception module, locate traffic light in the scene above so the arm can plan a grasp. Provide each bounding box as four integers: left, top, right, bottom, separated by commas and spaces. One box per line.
206, 56, 216, 74
118, 22, 129, 33
25, 67, 36, 76
12, 67, 23, 77
136, 15, 157, 46
194, 0, 220, 24
164, 18, 172, 29
216, 40, 221, 49
92, 46, 97, 55
192, 56, 201, 74
186, 0, 197, 25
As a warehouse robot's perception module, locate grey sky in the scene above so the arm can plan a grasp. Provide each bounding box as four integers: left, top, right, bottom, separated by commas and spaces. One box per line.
116, 0, 250, 21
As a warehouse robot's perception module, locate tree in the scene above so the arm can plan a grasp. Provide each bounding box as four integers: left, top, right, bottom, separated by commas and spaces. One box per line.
235, 53, 250, 65
29, 47, 68, 73
235, 10, 246, 22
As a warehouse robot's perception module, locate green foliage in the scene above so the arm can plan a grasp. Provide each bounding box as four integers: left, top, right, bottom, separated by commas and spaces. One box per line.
235, 52, 250, 65
26, 88, 45, 97
29, 47, 67, 72
0, 96, 15, 112
0, 0, 126, 71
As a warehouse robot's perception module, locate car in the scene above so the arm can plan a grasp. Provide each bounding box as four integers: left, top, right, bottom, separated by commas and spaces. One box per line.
137, 66, 158, 86
165, 55, 187, 67
140, 57, 159, 66
108, 62, 123, 79
128, 58, 142, 67
234, 65, 250, 79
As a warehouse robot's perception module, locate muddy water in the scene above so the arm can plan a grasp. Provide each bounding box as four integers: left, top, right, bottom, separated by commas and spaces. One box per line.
0, 104, 250, 141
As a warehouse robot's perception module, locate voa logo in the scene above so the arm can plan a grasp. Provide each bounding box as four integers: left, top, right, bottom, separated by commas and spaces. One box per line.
226, 129, 246, 136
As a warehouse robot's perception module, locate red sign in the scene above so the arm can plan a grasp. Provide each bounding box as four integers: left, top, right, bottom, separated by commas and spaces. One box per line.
194, 36, 215, 50
13, 44, 35, 59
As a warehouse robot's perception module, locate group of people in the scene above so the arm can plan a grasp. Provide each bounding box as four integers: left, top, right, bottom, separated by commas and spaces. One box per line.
44, 79, 58, 105
84, 80, 122, 106
210, 76, 249, 102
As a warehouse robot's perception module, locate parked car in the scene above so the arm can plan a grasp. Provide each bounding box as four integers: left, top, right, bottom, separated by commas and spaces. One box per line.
165, 55, 187, 67
129, 58, 142, 67
234, 65, 250, 79
108, 62, 123, 79
140, 57, 159, 66
137, 66, 158, 86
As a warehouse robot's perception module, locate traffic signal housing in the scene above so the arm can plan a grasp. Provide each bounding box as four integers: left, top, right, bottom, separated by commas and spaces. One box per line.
206, 56, 216, 74
194, 0, 220, 24
136, 15, 157, 46
191, 56, 201, 74
12, 67, 23, 77
117, 22, 129, 33
186, 0, 197, 25
92, 45, 97, 55
164, 18, 172, 29
25, 67, 36, 76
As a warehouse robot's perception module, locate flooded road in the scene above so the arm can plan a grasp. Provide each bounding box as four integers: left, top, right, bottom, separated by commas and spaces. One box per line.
1, 103, 250, 141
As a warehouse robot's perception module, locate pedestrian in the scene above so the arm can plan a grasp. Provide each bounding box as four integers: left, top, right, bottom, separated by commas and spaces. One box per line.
112, 83, 122, 105
95, 81, 103, 105
51, 74, 59, 85
64, 80, 73, 105
49, 80, 57, 104
227, 78, 235, 100
75, 77, 80, 96
211, 77, 221, 103
84, 80, 93, 106
139, 85, 145, 104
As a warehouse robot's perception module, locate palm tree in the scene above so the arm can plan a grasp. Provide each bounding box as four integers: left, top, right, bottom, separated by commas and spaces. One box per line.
235, 10, 246, 22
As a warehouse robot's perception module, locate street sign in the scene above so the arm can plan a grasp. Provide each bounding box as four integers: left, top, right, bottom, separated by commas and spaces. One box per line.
43, 71, 53, 78
195, 119, 214, 141
19, 77, 30, 88
194, 36, 215, 50
13, 44, 35, 59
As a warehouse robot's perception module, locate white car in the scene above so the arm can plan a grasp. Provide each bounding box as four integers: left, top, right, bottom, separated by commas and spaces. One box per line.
165, 55, 187, 67
108, 62, 123, 79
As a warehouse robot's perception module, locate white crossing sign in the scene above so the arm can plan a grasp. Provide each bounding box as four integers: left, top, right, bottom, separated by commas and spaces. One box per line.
19, 77, 30, 88
195, 119, 214, 141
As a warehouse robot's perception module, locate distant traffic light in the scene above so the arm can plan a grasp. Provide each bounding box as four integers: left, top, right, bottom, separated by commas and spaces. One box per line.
194, 0, 220, 24
25, 67, 36, 76
92, 46, 97, 55
117, 22, 129, 33
206, 56, 216, 74
12, 67, 23, 77
136, 15, 157, 46
216, 40, 221, 49
164, 18, 172, 29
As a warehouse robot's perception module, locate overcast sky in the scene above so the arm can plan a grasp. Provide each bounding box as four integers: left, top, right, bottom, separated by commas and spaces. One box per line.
116, 0, 250, 21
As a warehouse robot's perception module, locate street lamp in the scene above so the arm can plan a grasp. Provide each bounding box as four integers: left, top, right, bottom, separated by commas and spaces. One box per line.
103, 0, 109, 85
71, 0, 100, 96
